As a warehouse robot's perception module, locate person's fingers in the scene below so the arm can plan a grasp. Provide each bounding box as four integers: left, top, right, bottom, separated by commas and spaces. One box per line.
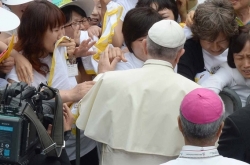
1, 60, 14, 67
63, 103, 71, 113
26, 66, 33, 83
74, 25, 81, 45
186, 10, 195, 26
79, 82, 95, 91
97, 27, 102, 37
103, 45, 110, 61
88, 32, 94, 39
80, 38, 92, 47
87, 41, 96, 49
121, 52, 127, 62
63, 112, 68, 121
88, 26, 102, 39
84, 51, 96, 56
22, 68, 30, 84
20, 65, 33, 84
110, 56, 121, 69
111, 48, 117, 60
18, 67, 30, 84
74, 39, 96, 57
84, 81, 96, 85
93, 28, 100, 37
59, 42, 76, 47
87, 26, 96, 39
114, 48, 126, 62
0, 67, 12, 73
1, 56, 14, 65
89, 30, 97, 39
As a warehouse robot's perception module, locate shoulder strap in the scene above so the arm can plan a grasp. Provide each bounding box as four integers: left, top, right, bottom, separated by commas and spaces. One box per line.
22, 89, 64, 157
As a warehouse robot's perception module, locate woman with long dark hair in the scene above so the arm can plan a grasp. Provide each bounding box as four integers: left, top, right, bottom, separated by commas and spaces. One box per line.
6, 1, 96, 164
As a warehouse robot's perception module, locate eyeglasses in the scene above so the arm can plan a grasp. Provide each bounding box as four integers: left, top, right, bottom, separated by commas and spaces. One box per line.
64, 18, 90, 29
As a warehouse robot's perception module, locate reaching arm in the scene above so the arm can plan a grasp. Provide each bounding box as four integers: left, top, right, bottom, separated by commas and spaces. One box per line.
59, 81, 95, 103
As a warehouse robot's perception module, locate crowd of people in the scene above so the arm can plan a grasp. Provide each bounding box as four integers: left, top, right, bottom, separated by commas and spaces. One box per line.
1, 0, 250, 165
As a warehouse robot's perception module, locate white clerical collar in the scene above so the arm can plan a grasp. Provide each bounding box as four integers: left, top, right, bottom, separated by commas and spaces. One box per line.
144, 59, 173, 69
179, 145, 219, 159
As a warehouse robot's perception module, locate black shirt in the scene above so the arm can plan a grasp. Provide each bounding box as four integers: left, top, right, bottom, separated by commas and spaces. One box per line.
177, 39, 205, 81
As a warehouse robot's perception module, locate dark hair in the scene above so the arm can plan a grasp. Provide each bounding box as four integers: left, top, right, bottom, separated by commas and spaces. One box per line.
61, 5, 87, 23
191, 0, 238, 41
122, 7, 162, 53
136, 0, 178, 21
228, 26, 250, 68
14, 1, 65, 76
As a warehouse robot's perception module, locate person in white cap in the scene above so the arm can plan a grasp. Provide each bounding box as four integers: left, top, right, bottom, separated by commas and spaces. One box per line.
0, 7, 19, 87
161, 88, 248, 165
75, 20, 201, 165
1, 0, 33, 18
60, 0, 97, 83
0, 7, 19, 31
1, 0, 33, 38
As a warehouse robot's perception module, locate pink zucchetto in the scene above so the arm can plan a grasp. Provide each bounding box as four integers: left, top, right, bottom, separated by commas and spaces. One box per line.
180, 88, 224, 124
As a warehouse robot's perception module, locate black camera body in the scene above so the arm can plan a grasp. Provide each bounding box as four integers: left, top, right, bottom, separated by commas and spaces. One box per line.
0, 112, 37, 165
0, 82, 56, 165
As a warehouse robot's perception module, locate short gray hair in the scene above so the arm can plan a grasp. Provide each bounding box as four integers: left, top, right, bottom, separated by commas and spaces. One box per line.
180, 109, 225, 141
147, 37, 184, 60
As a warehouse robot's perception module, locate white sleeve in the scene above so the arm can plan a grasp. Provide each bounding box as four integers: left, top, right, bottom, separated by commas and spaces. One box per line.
5, 66, 20, 82
115, 62, 134, 71
201, 66, 233, 94
0, 78, 8, 88
183, 25, 193, 40
120, 6, 126, 22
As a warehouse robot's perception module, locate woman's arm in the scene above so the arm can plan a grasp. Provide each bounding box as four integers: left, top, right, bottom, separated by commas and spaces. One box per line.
59, 81, 95, 103
0, 32, 11, 45
200, 64, 233, 93
11, 49, 33, 84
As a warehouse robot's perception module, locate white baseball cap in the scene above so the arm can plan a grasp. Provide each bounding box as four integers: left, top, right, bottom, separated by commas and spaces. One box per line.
148, 20, 186, 48
2, 0, 33, 5
0, 7, 20, 31
59, 0, 94, 17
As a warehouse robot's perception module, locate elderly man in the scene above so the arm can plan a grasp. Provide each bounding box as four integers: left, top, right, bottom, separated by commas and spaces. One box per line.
161, 88, 248, 165
76, 20, 200, 165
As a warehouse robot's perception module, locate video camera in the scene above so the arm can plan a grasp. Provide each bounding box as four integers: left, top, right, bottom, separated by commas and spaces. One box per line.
0, 82, 64, 165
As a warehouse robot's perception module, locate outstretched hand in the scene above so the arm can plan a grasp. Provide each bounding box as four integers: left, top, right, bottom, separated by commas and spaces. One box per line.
74, 38, 96, 57
176, 0, 188, 22
0, 56, 14, 74
63, 103, 74, 132
88, 26, 102, 39
58, 38, 76, 59
98, 46, 127, 74
13, 52, 33, 84
186, 10, 195, 27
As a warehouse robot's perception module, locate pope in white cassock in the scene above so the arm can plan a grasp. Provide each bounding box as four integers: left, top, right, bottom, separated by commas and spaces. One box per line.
76, 20, 201, 165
